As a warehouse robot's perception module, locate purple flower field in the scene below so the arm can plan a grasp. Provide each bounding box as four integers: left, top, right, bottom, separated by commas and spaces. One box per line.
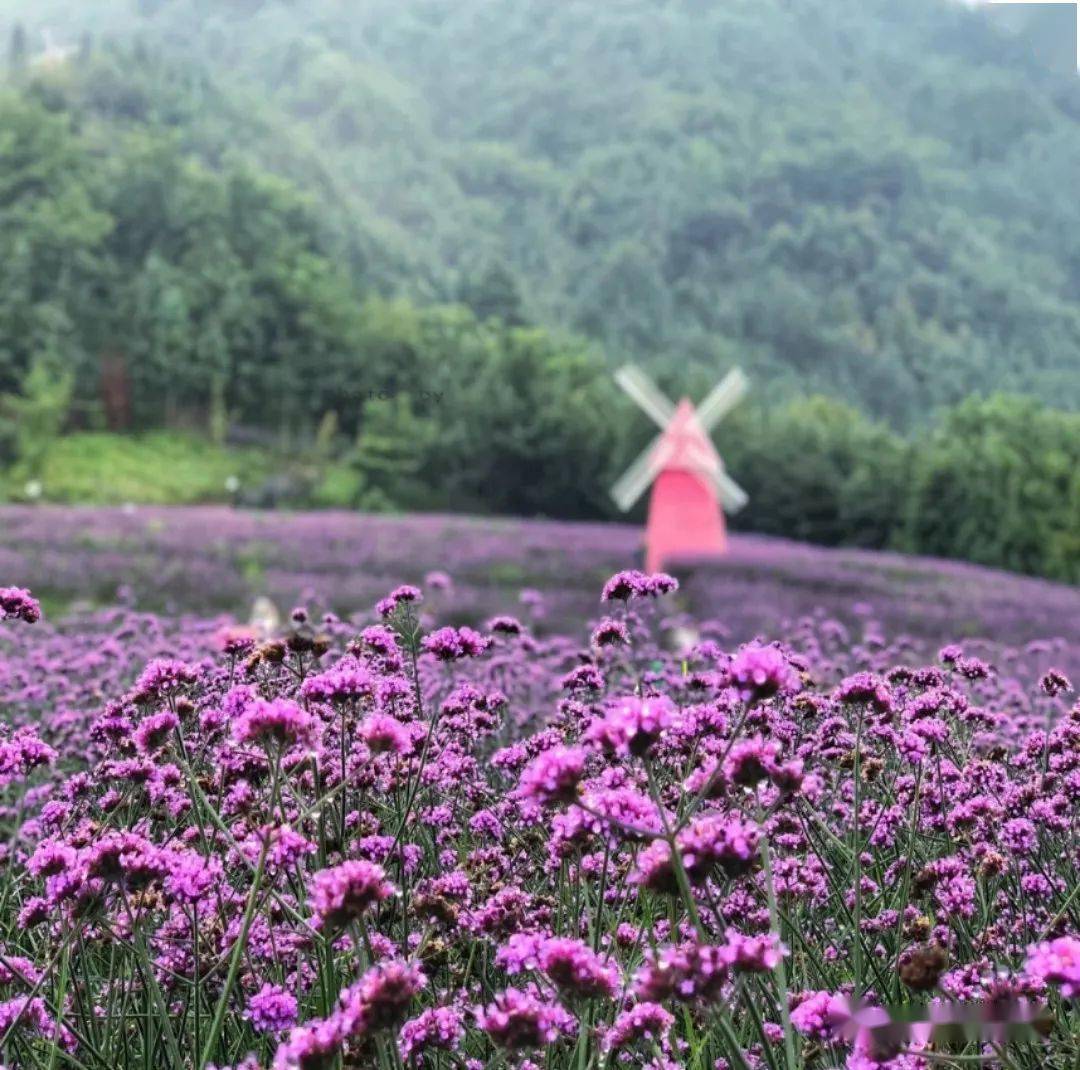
0, 508, 1078, 1068
2, 505, 1077, 669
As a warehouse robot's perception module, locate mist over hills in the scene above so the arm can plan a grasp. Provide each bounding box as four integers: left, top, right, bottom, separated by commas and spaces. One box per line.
4, 0, 1080, 425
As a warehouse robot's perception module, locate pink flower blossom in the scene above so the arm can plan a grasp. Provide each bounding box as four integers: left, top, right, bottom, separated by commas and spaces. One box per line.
1026, 936, 1080, 998
310, 860, 396, 931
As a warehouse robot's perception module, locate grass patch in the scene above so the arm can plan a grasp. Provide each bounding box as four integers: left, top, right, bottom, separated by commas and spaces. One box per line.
2, 432, 273, 506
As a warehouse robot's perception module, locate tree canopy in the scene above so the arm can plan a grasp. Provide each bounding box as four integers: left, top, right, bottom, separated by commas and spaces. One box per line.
5, 0, 1080, 423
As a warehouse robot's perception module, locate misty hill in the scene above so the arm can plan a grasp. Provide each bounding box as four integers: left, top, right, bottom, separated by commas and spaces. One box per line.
4, 0, 1080, 424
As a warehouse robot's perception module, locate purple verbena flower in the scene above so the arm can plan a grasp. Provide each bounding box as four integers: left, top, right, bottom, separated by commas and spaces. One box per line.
538, 937, 620, 999
247, 984, 298, 1035
422, 627, 491, 661
0, 587, 41, 624
1026, 936, 1080, 998
517, 746, 586, 807
398, 1006, 464, 1059
476, 987, 573, 1050
232, 698, 315, 749
310, 860, 396, 932
377, 585, 422, 618
729, 643, 800, 703
585, 695, 677, 757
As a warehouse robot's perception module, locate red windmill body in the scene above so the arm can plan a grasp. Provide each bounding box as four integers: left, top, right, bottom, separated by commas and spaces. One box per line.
644, 399, 728, 571
611, 367, 749, 573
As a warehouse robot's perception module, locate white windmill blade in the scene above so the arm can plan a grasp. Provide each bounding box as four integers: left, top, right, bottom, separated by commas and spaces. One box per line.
614, 365, 676, 431
696, 367, 749, 431
714, 469, 749, 514
611, 437, 666, 512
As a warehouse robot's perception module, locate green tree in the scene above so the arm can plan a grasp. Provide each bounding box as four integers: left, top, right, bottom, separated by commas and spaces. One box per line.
0, 93, 111, 399
902, 396, 1080, 581
350, 393, 437, 511
0, 358, 74, 474
457, 261, 527, 326
723, 396, 907, 548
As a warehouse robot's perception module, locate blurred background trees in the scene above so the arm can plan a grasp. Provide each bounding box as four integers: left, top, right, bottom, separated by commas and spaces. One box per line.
0, 0, 1078, 581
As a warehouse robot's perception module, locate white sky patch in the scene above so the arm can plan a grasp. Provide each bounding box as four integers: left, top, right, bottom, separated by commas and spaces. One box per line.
974, 0, 1080, 69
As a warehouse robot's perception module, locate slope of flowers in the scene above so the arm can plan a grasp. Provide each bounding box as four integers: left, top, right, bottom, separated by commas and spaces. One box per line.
0, 574, 1077, 1069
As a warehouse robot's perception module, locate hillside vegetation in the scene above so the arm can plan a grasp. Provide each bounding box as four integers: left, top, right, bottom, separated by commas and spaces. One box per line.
1, 0, 1079, 579
6, 0, 1080, 419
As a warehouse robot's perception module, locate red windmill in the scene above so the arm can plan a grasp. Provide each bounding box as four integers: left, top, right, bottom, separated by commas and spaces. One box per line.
611, 365, 749, 572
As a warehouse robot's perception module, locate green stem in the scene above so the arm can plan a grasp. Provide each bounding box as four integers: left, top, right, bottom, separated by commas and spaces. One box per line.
853, 710, 864, 1004
758, 804, 798, 1070
198, 834, 270, 1069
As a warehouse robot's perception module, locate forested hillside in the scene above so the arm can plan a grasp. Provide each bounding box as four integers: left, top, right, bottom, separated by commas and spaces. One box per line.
5, 0, 1080, 423
1, 0, 1079, 581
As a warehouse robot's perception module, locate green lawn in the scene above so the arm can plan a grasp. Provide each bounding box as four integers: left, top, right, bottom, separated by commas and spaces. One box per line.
2, 432, 275, 506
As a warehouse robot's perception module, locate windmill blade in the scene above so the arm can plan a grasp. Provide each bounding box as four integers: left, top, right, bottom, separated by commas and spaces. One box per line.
614, 365, 676, 430
714, 469, 749, 514
611, 436, 666, 512
696, 367, 749, 431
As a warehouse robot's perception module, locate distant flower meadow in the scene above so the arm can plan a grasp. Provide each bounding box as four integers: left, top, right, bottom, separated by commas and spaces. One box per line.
0, 556, 1078, 1069
1, 505, 1078, 671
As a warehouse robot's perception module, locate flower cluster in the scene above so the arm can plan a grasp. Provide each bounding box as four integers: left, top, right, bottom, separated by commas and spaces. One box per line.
600, 569, 679, 602
232, 697, 315, 749
1026, 937, 1080, 998
0, 586, 40, 624
517, 746, 586, 806
421, 626, 491, 660
376, 584, 422, 618
310, 860, 397, 931
585, 694, 677, 756
728, 642, 800, 702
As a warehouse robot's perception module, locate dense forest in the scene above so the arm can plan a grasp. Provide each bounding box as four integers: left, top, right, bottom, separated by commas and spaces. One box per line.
0, 0, 1079, 580
6, 0, 1080, 420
